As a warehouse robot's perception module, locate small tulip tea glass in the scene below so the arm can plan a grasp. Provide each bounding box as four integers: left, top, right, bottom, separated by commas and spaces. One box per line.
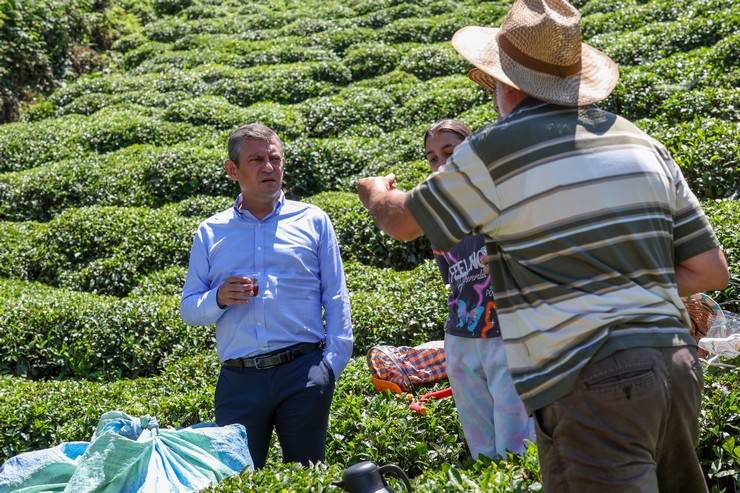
237, 273, 259, 297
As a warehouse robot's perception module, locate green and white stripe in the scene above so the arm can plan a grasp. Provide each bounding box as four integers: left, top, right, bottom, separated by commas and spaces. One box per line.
407, 100, 719, 412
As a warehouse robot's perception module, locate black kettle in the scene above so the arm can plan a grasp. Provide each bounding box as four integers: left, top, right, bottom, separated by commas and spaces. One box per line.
332, 461, 412, 493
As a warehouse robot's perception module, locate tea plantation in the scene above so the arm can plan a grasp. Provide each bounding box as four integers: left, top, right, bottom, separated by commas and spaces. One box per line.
0, 0, 738, 491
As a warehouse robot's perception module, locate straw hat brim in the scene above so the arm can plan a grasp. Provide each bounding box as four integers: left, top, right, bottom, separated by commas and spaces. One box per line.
452, 26, 619, 107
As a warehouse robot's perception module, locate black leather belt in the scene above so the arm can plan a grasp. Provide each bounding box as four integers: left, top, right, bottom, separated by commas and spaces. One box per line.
223, 341, 324, 370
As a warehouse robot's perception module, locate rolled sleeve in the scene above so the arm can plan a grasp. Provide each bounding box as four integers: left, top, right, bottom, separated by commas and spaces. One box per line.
318, 213, 353, 379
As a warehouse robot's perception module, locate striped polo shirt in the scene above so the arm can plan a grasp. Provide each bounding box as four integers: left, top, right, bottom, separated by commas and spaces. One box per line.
406, 98, 719, 412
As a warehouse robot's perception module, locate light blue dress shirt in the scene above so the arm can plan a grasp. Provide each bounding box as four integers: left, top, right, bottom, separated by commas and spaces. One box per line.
180, 192, 353, 378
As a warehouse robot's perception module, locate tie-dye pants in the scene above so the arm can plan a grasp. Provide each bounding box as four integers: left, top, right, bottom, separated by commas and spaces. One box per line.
444, 333, 535, 459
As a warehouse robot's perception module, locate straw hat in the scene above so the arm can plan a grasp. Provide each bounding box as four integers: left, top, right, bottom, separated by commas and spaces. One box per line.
452, 0, 619, 107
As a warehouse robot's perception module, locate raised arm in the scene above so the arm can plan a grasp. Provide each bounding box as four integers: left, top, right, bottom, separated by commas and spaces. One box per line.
356, 174, 423, 242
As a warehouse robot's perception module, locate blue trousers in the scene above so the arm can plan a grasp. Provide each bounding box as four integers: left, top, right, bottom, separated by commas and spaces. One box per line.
214, 347, 335, 468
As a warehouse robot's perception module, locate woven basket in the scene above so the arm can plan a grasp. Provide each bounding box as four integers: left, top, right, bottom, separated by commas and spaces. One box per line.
682, 293, 723, 358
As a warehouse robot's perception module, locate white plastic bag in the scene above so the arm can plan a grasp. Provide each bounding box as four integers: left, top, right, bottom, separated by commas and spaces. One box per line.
698, 310, 740, 361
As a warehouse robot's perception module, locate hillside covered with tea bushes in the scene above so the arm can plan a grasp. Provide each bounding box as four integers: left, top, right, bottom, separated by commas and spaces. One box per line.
0, 0, 737, 490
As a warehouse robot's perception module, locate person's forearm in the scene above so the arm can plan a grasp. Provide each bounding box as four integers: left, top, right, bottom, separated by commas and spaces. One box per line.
675, 247, 729, 297
365, 188, 422, 241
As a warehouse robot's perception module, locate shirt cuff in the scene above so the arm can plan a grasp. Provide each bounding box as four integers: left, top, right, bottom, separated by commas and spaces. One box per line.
201, 287, 227, 322
322, 351, 348, 380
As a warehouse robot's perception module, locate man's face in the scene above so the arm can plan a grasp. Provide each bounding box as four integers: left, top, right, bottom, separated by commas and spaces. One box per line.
226, 136, 284, 200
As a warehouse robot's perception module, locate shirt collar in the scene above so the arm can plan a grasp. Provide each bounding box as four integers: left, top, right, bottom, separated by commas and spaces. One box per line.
507, 97, 548, 118
233, 191, 285, 221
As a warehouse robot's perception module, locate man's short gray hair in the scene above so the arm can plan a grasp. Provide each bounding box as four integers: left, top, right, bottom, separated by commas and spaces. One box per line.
227, 123, 284, 166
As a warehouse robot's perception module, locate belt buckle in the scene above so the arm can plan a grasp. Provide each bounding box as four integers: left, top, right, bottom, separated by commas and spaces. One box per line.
253, 355, 274, 369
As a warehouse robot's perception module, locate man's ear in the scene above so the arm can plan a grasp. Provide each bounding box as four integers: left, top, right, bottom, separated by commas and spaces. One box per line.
224, 159, 238, 181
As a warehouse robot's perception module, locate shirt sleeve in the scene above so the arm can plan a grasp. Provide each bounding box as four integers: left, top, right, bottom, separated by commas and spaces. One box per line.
318, 213, 353, 379
180, 226, 226, 326
406, 139, 501, 252
667, 150, 720, 264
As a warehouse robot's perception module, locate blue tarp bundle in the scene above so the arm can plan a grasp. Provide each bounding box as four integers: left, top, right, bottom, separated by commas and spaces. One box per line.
0, 411, 253, 493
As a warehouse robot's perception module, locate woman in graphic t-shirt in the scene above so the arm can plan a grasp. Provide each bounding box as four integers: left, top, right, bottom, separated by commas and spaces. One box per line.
424, 119, 534, 459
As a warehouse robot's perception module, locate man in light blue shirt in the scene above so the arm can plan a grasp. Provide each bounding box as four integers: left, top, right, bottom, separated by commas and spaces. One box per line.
181, 123, 353, 468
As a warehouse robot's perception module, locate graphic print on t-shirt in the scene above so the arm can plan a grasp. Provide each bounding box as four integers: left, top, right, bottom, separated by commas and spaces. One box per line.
435, 235, 500, 339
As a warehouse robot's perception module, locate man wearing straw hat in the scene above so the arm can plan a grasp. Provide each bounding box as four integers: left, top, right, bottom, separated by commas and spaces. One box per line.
356, 0, 729, 491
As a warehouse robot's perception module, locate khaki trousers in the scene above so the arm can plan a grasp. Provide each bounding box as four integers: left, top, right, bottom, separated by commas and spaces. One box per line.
535, 346, 708, 493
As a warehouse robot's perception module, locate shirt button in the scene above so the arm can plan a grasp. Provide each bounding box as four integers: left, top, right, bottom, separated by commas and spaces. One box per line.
257, 246, 262, 250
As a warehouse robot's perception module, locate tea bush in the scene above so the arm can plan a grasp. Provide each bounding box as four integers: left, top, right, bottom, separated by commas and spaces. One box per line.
704, 199, 740, 312
1, 0, 738, 490
134, 44, 338, 73
353, 3, 425, 29
659, 87, 740, 122
396, 76, 489, 127
122, 40, 173, 70
346, 260, 446, 353
637, 118, 739, 199
0, 356, 465, 477
169, 194, 233, 219
0, 195, 732, 301
599, 35, 739, 120
0, 109, 204, 172
0, 206, 196, 292
581, 0, 724, 39
696, 367, 740, 492
0, 144, 229, 221
162, 96, 308, 138
308, 27, 379, 54
0, 279, 213, 380
206, 61, 351, 106
379, 17, 442, 44
299, 87, 396, 137
283, 128, 423, 196
343, 43, 401, 79
592, 10, 738, 65
58, 90, 193, 116
4, 354, 733, 492
80, 107, 203, 153
0, 195, 435, 289
0, 115, 88, 172
400, 43, 469, 80
130, 265, 188, 297
0, 352, 219, 461
354, 69, 420, 91
306, 192, 433, 270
